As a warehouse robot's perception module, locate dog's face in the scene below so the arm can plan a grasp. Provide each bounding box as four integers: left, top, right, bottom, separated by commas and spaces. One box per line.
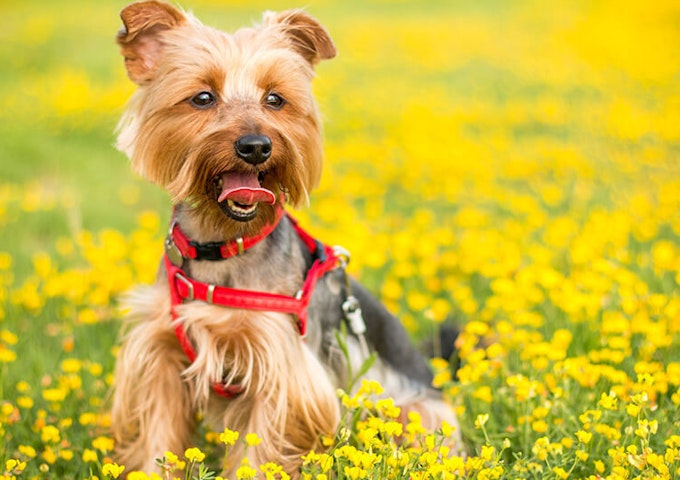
116, 1, 336, 235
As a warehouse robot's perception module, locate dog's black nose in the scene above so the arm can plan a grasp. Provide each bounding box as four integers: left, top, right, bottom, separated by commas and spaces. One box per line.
234, 135, 272, 165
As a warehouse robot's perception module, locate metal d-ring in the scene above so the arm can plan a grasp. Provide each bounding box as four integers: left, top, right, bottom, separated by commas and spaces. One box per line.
332, 245, 351, 268
174, 272, 195, 301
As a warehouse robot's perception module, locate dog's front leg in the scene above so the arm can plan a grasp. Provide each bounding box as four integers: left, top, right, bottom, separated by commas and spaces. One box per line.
111, 302, 196, 472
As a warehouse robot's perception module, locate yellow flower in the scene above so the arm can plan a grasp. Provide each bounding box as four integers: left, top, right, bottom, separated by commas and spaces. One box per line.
15, 381, 30, 393
260, 462, 290, 480
356, 379, 384, 396
102, 462, 125, 479
382, 420, 403, 437
127, 471, 151, 480
236, 463, 257, 479
626, 403, 641, 417
343, 466, 367, 480
472, 386, 493, 403
18, 445, 36, 458
440, 420, 455, 438
406, 411, 426, 439
302, 451, 334, 472
162, 451, 186, 470
594, 460, 605, 473
575, 430, 592, 444
164, 450, 179, 464
0, 252, 12, 270
0, 347, 17, 363
375, 398, 401, 419
17, 396, 33, 409
60, 449, 74, 461
480, 444, 495, 461
0, 330, 18, 345
552, 466, 568, 479
598, 391, 618, 410
42, 447, 58, 465
82, 448, 98, 463
5, 459, 26, 474
647, 453, 668, 475
1, 402, 14, 418
475, 413, 490, 429
184, 447, 205, 462
42, 387, 67, 403
634, 419, 658, 438
341, 393, 360, 409
672, 390, 680, 406
79, 412, 97, 425
220, 427, 239, 446
60, 358, 82, 373
531, 420, 548, 433
532, 437, 550, 461
357, 426, 379, 449
666, 435, 680, 448
40, 425, 61, 444
245, 433, 262, 447
92, 435, 115, 453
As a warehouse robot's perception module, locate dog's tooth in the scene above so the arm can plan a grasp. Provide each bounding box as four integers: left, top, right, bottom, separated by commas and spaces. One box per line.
225, 199, 257, 216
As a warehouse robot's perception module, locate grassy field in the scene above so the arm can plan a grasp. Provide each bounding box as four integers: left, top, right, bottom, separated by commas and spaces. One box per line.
1, 0, 679, 478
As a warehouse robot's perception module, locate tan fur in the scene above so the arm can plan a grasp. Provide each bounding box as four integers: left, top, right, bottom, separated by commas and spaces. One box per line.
111, 2, 461, 477
112, 3, 340, 476
113, 283, 339, 474
116, 2, 333, 240
112, 284, 196, 471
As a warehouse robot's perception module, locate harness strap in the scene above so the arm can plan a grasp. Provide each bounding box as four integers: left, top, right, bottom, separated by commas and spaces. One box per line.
164, 214, 341, 398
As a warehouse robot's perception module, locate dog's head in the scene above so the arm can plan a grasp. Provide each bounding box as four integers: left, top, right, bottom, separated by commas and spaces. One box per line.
116, 1, 336, 235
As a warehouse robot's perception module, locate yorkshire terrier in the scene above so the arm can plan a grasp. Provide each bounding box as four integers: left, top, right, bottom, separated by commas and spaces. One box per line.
111, 1, 461, 476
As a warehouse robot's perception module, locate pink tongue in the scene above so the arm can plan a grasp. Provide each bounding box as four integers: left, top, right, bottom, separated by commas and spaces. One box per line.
217, 172, 276, 205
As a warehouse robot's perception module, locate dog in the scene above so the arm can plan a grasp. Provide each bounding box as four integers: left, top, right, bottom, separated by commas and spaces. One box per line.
110, 1, 462, 476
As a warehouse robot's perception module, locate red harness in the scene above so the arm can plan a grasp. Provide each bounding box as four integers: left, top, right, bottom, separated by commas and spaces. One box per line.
163, 207, 342, 398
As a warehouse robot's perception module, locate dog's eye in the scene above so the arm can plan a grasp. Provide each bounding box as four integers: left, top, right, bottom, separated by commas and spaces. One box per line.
190, 91, 216, 109
264, 93, 285, 110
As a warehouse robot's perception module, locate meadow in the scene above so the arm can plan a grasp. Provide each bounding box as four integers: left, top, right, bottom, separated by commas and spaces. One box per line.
1, 0, 679, 478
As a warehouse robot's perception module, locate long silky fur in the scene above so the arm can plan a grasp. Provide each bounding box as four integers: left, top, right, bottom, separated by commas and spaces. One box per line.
113, 283, 339, 477
111, 284, 196, 473
112, 2, 462, 477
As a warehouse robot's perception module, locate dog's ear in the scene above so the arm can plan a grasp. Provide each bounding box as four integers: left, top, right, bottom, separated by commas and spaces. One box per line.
264, 10, 337, 66
117, 1, 186, 85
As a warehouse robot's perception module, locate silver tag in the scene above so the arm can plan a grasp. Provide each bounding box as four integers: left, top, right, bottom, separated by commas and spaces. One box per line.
165, 237, 184, 266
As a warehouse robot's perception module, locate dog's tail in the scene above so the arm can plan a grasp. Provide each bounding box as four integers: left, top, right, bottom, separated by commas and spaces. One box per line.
422, 323, 461, 380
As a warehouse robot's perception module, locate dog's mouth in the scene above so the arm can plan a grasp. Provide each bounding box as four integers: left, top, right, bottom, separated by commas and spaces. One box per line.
211, 171, 276, 222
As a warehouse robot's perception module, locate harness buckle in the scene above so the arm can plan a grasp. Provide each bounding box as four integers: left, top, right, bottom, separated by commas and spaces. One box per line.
190, 240, 227, 261
174, 271, 195, 301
